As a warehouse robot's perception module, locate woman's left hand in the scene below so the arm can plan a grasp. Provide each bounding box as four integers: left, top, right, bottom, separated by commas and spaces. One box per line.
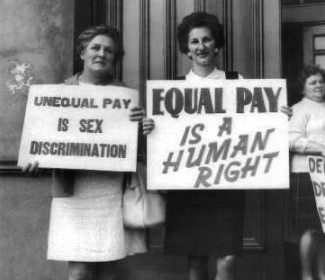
280, 105, 292, 119
21, 161, 43, 177
129, 106, 145, 122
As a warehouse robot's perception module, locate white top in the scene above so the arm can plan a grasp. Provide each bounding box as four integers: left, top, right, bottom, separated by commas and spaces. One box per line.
185, 68, 243, 81
289, 97, 325, 172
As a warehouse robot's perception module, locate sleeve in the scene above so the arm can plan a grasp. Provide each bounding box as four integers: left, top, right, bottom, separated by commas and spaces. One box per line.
288, 102, 309, 153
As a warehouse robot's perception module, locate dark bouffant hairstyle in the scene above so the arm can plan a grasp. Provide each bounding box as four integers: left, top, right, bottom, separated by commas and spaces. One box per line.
177, 12, 225, 54
297, 65, 325, 95
76, 24, 124, 62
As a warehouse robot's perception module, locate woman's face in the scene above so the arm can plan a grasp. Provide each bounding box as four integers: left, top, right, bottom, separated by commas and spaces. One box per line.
187, 27, 217, 68
81, 35, 116, 75
303, 73, 325, 103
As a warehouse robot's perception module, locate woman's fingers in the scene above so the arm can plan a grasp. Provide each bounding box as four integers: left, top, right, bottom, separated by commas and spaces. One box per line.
29, 161, 39, 173
280, 105, 292, 119
143, 118, 155, 135
128, 109, 155, 134
21, 163, 32, 173
129, 107, 145, 122
22, 161, 41, 176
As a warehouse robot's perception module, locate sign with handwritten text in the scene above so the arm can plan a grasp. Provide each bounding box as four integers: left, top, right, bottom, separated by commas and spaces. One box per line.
147, 79, 289, 190
308, 156, 325, 233
18, 84, 139, 171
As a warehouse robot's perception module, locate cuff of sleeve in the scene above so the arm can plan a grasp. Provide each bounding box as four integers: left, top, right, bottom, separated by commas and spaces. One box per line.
293, 138, 309, 153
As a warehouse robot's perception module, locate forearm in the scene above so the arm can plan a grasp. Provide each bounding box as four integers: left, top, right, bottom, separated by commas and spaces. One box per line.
304, 141, 325, 156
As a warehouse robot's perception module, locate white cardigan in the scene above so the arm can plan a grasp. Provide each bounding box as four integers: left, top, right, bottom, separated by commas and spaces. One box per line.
289, 97, 325, 173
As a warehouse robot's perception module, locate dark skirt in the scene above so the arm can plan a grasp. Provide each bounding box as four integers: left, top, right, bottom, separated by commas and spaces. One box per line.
288, 173, 322, 236
164, 190, 245, 257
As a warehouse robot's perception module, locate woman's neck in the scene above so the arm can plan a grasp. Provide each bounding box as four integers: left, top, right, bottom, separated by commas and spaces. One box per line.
192, 64, 215, 78
79, 70, 113, 85
305, 95, 324, 103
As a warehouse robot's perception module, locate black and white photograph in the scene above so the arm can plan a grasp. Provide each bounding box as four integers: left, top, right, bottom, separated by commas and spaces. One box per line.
1, 1, 325, 280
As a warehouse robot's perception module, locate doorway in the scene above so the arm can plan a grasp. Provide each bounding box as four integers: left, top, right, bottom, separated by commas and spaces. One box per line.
281, 2, 325, 279
281, 2, 325, 105
282, 22, 325, 106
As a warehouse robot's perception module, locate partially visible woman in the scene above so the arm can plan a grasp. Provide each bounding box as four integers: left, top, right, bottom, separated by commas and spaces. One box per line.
288, 65, 325, 280
23, 24, 146, 280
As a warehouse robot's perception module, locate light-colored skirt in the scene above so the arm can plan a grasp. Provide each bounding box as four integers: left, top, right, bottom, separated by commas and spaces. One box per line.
47, 171, 146, 262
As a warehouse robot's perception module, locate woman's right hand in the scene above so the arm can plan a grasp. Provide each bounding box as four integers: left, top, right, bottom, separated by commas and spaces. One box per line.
143, 118, 155, 135
305, 142, 325, 157
280, 105, 292, 120
319, 145, 325, 157
21, 161, 41, 176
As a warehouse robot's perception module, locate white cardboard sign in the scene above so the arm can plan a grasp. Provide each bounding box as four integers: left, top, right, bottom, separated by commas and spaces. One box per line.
308, 155, 325, 233
147, 79, 289, 190
18, 84, 139, 172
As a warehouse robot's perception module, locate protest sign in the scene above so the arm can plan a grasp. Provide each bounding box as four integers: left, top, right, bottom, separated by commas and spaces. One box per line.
308, 156, 325, 233
147, 79, 289, 190
18, 84, 139, 171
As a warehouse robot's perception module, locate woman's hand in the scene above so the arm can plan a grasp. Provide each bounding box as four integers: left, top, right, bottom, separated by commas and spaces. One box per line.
316, 145, 325, 158
21, 161, 42, 176
320, 147, 325, 157
143, 118, 155, 135
129, 106, 145, 122
304, 141, 325, 157
315, 143, 325, 157
280, 105, 292, 119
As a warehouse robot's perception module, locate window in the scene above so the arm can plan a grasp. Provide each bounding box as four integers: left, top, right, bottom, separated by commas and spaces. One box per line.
313, 35, 325, 68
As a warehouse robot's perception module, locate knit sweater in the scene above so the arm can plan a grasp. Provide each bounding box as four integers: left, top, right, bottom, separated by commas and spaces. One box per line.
289, 97, 325, 172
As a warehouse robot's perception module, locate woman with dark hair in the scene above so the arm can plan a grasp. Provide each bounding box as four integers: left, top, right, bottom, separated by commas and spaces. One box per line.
177, 11, 225, 56
144, 11, 291, 280
23, 24, 146, 280
176, 12, 228, 80
288, 65, 325, 280
144, 12, 243, 280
